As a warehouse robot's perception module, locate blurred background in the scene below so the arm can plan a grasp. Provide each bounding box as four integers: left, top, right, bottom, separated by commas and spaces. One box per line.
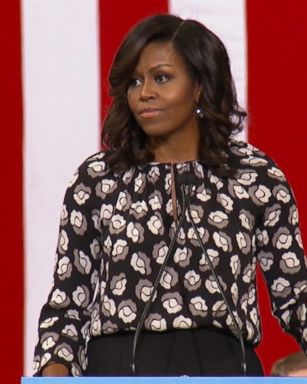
1, 1, 307, 383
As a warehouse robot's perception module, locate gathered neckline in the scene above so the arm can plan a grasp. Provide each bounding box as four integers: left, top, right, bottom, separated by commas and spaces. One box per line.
144, 159, 202, 167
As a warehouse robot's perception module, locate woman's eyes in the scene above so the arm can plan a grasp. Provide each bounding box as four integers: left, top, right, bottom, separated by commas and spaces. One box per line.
129, 74, 171, 88
155, 74, 170, 83
129, 78, 142, 88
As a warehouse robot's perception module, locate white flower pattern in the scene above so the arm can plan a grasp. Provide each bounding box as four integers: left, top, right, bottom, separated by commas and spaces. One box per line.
33, 141, 307, 376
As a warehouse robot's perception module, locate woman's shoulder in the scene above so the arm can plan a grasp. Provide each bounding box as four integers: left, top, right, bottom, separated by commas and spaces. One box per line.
81, 150, 108, 167
228, 138, 288, 186
228, 138, 269, 162
228, 138, 283, 168
68, 151, 114, 186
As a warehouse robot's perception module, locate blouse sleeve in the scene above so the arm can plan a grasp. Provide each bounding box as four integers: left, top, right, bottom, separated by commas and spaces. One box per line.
33, 158, 103, 376
255, 162, 307, 354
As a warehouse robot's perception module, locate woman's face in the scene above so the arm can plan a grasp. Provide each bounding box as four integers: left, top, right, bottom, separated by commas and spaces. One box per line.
127, 41, 201, 142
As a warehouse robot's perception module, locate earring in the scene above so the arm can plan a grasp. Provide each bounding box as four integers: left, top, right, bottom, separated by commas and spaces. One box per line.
195, 106, 204, 119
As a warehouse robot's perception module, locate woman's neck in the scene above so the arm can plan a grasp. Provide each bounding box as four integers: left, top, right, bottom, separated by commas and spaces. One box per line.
148, 129, 200, 163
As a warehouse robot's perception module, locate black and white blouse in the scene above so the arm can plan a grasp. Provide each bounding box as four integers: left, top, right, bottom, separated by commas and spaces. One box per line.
33, 139, 307, 376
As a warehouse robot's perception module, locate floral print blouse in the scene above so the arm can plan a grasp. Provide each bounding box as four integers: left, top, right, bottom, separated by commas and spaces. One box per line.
33, 140, 307, 376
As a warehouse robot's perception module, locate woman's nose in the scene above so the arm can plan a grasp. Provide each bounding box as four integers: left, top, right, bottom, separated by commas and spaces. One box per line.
139, 80, 155, 100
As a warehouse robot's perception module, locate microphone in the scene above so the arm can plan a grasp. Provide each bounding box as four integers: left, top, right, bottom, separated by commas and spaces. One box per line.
130, 182, 192, 375
179, 174, 247, 376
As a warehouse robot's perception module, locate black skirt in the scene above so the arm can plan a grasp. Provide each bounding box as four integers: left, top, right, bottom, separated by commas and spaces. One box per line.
86, 327, 264, 377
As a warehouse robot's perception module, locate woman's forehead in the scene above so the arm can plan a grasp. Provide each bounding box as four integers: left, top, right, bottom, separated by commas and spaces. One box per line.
134, 41, 184, 71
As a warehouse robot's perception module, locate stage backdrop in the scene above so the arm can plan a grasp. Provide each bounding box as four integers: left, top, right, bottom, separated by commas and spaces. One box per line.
1, 1, 307, 383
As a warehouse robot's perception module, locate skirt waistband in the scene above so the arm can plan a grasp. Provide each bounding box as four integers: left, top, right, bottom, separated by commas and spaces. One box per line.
86, 327, 263, 377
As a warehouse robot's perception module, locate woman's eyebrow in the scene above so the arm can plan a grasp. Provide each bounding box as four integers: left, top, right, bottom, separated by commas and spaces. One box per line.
133, 63, 174, 75
148, 63, 174, 71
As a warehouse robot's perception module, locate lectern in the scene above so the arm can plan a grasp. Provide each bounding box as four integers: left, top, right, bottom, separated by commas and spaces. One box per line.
22, 377, 307, 383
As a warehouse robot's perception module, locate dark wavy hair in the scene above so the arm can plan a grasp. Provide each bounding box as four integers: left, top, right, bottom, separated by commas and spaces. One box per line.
102, 14, 246, 176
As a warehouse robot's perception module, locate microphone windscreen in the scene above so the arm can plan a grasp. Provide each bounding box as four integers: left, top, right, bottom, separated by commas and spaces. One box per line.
176, 173, 200, 186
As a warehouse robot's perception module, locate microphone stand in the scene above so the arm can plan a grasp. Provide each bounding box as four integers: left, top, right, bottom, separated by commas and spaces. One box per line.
130, 179, 247, 376
183, 183, 247, 376
130, 185, 189, 375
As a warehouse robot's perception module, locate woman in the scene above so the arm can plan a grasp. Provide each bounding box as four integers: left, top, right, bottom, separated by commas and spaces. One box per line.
33, 14, 307, 377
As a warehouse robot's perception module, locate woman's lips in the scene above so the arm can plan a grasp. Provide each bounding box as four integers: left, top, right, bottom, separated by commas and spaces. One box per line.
139, 108, 162, 118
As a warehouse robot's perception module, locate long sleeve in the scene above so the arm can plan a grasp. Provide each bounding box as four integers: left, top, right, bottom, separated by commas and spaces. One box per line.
33, 156, 104, 376
32, 143, 307, 375
255, 161, 307, 353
